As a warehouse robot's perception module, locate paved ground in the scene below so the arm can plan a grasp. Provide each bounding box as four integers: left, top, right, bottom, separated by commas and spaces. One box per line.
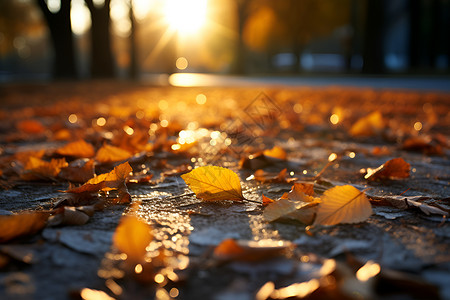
0, 81, 449, 300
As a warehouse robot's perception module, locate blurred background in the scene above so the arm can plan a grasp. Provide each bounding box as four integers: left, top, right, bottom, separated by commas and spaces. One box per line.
1, 0, 449, 82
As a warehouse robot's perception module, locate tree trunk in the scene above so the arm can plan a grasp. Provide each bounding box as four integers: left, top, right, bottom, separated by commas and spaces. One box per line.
129, 0, 138, 79
362, 0, 385, 73
37, 0, 77, 79
86, 0, 115, 78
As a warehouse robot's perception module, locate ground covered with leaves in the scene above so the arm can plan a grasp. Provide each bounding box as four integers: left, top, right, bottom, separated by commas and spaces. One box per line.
0, 81, 449, 300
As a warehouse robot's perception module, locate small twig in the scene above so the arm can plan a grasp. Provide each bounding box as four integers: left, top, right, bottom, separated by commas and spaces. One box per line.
243, 198, 261, 205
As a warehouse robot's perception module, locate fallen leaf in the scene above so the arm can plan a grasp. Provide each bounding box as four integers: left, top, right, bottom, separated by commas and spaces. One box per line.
59, 159, 95, 183
181, 166, 245, 201
401, 136, 443, 155
263, 186, 320, 225
263, 146, 287, 160
213, 238, 293, 262
48, 207, 90, 226
252, 168, 297, 184
65, 161, 132, 203
56, 139, 95, 158
21, 157, 68, 181
365, 158, 410, 181
113, 215, 153, 263
313, 185, 372, 226
16, 119, 45, 134
262, 194, 275, 206
95, 144, 132, 164
350, 111, 384, 137
0, 212, 50, 242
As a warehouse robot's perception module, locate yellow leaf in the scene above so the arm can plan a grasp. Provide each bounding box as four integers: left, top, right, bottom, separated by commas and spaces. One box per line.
0, 212, 50, 242
113, 215, 152, 262
95, 144, 132, 164
56, 139, 95, 158
181, 166, 244, 201
313, 185, 372, 226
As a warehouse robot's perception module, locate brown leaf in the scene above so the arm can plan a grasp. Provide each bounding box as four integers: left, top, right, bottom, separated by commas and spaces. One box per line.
56, 139, 95, 158
0, 212, 50, 242
365, 158, 410, 181
252, 168, 297, 183
59, 159, 95, 183
65, 162, 133, 203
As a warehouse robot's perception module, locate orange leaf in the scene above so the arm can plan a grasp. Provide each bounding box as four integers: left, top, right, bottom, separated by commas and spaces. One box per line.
0, 212, 50, 242
65, 162, 132, 203
213, 238, 293, 262
21, 157, 68, 181
365, 158, 410, 181
263, 146, 287, 160
181, 166, 244, 201
253, 168, 296, 183
56, 140, 95, 158
262, 194, 275, 206
350, 111, 384, 137
113, 215, 152, 262
95, 144, 132, 164
16, 120, 45, 134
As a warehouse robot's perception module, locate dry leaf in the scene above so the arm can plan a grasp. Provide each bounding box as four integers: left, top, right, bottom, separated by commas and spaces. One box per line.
0, 212, 50, 242
56, 139, 95, 158
16, 119, 45, 134
95, 144, 132, 164
365, 158, 410, 181
21, 157, 68, 181
313, 185, 372, 226
59, 159, 95, 183
263, 146, 287, 160
65, 161, 132, 203
113, 215, 153, 262
213, 238, 293, 262
181, 166, 245, 201
252, 168, 297, 184
350, 111, 384, 137
262, 194, 275, 206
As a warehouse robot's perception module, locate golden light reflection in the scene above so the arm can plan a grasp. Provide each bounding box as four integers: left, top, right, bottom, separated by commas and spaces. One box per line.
328, 153, 338, 162
154, 273, 165, 284
96, 117, 106, 126
71, 0, 91, 35
414, 121, 423, 131
176, 57, 189, 70
330, 114, 339, 125
134, 263, 143, 274
80, 288, 115, 300
163, 0, 208, 35
195, 93, 207, 105
68, 114, 78, 124
270, 279, 320, 299
356, 260, 381, 281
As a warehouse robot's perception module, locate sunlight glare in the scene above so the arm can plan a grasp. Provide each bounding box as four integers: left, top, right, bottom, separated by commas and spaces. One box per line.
71, 0, 91, 35
164, 0, 207, 34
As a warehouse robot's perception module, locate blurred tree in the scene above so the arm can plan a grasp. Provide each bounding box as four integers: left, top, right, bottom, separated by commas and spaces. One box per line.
36, 0, 77, 78
362, 0, 384, 73
128, 0, 138, 79
85, 0, 115, 78
231, 0, 251, 74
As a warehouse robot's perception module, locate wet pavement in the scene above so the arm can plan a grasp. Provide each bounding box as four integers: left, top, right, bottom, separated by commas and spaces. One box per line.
0, 81, 449, 299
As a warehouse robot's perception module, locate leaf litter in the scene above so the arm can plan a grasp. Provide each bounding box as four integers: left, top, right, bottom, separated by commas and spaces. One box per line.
0, 83, 449, 299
